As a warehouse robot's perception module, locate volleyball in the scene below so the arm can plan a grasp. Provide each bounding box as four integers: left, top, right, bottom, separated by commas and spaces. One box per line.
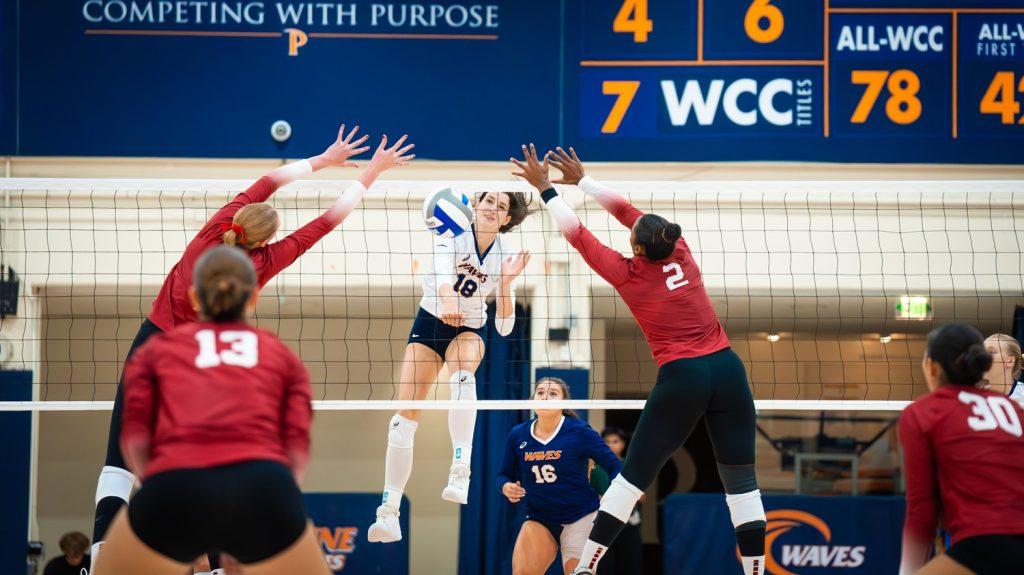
423, 187, 474, 237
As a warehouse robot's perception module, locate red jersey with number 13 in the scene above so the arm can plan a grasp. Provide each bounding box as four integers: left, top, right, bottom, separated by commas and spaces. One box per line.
121, 321, 312, 479
900, 385, 1024, 547
563, 198, 729, 365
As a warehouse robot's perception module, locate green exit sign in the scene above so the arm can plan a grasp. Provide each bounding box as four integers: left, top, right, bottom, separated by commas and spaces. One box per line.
896, 296, 932, 320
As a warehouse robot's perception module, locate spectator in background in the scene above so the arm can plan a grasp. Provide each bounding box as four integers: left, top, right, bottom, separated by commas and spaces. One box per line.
601, 428, 643, 575
44, 532, 90, 575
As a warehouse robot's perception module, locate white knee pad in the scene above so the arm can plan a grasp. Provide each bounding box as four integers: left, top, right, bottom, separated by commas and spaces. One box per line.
388, 414, 418, 449
726, 489, 766, 528
601, 475, 644, 523
95, 465, 136, 505
449, 370, 477, 401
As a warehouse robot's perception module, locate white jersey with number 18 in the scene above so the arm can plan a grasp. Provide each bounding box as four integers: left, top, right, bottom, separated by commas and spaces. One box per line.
419, 227, 514, 330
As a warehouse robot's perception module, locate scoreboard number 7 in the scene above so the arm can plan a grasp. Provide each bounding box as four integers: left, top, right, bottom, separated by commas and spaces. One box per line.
602, 81, 641, 133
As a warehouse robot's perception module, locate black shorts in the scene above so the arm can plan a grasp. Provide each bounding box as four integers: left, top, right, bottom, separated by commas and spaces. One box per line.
106, 319, 164, 469
947, 534, 1024, 575
407, 307, 484, 357
128, 460, 307, 564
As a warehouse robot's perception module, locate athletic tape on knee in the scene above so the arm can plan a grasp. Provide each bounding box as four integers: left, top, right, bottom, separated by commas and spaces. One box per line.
601, 476, 644, 523
95, 465, 136, 505
388, 414, 418, 449
726, 489, 767, 529
449, 370, 477, 401
717, 463, 759, 494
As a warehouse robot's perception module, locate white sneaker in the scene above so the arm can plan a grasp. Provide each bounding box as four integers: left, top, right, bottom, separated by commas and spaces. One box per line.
367, 504, 402, 543
441, 463, 471, 504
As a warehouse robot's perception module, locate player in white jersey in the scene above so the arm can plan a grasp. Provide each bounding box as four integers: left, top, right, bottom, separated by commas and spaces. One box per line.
982, 333, 1023, 405
368, 191, 532, 543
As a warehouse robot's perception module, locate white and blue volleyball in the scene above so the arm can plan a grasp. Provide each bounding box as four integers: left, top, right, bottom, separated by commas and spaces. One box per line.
423, 187, 474, 237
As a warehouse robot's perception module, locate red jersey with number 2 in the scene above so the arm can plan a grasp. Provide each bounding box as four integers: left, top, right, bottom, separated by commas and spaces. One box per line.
563, 197, 729, 365
900, 385, 1024, 549
121, 321, 312, 479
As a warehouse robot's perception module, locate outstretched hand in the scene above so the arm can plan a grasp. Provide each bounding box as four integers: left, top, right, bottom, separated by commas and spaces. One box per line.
501, 250, 531, 284
510, 143, 552, 192
320, 124, 371, 168
366, 134, 416, 175
547, 147, 585, 186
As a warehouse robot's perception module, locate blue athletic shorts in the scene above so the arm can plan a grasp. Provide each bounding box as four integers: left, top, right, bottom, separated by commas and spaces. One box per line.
407, 307, 484, 357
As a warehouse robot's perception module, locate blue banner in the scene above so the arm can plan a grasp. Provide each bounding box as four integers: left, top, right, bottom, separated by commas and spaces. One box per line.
304, 493, 409, 575
4, 0, 1024, 162
0, 371, 32, 575
663, 494, 904, 575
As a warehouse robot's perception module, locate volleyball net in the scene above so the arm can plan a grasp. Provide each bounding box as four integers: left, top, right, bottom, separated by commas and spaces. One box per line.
1, 177, 1021, 413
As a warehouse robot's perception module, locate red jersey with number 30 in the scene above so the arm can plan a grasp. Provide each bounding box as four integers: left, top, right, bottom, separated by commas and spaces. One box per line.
563, 197, 729, 365
900, 385, 1024, 550
121, 321, 312, 479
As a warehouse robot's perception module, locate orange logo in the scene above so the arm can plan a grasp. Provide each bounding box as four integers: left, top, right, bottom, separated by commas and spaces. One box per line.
523, 450, 562, 462
747, 510, 866, 575
285, 28, 308, 56
317, 526, 358, 572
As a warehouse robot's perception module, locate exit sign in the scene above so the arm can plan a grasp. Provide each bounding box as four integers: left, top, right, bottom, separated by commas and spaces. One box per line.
896, 296, 932, 320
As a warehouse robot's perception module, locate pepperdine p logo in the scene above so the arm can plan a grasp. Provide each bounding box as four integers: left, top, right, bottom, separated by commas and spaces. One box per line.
755, 510, 866, 574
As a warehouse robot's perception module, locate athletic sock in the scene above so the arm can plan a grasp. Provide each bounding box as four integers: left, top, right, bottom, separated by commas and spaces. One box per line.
383, 414, 418, 507
447, 370, 477, 467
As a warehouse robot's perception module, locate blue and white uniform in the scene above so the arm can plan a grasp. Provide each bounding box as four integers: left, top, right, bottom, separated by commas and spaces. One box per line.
1010, 381, 1024, 407
497, 416, 622, 562
409, 225, 515, 356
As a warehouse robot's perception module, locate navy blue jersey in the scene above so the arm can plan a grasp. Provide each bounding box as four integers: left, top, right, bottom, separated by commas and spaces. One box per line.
497, 416, 622, 525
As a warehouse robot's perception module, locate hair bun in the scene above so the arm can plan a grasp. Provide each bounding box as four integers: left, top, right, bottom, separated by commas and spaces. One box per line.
949, 343, 993, 385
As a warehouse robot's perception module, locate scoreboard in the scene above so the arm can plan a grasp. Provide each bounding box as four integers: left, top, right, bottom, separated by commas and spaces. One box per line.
567, 0, 1024, 162
5, 0, 1024, 162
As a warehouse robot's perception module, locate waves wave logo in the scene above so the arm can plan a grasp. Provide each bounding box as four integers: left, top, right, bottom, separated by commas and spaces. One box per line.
316, 525, 359, 572
763, 510, 865, 574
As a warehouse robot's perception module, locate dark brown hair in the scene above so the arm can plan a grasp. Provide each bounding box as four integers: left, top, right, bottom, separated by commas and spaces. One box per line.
634, 213, 681, 261
926, 324, 993, 386
477, 191, 533, 233
535, 377, 577, 418
58, 532, 89, 557
193, 245, 257, 322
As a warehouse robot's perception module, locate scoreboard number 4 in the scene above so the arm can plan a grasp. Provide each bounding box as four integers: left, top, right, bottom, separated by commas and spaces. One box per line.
850, 70, 922, 125
979, 71, 1024, 125
614, 0, 652, 43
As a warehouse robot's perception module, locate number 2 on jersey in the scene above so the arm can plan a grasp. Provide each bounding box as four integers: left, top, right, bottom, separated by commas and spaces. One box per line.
195, 330, 259, 369
663, 262, 689, 290
958, 391, 1022, 437
531, 464, 558, 484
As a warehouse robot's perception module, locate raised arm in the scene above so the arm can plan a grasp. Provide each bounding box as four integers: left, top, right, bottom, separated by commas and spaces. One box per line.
261, 134, 415, 279
512, 144, 630, 287
201, 124, 371, 237
120, 342, 159, 477
495, 250, 530, 336
548, 147, 643, 229
898, 409, 938, 575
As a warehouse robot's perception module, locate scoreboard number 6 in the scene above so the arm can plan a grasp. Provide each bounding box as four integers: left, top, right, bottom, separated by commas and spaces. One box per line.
850, 70, 922, 125
614, 0, 653, 43
745, 0, 784, 44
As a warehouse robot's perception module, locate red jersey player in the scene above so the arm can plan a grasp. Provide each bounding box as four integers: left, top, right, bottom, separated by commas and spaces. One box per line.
512, 145, 765, 575
93, 245, 329, 575
899, 324, 1024, 575
91, 125, 415, 564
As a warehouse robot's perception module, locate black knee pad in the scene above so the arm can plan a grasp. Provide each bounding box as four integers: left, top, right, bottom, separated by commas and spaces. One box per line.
717, 463, 758, 494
